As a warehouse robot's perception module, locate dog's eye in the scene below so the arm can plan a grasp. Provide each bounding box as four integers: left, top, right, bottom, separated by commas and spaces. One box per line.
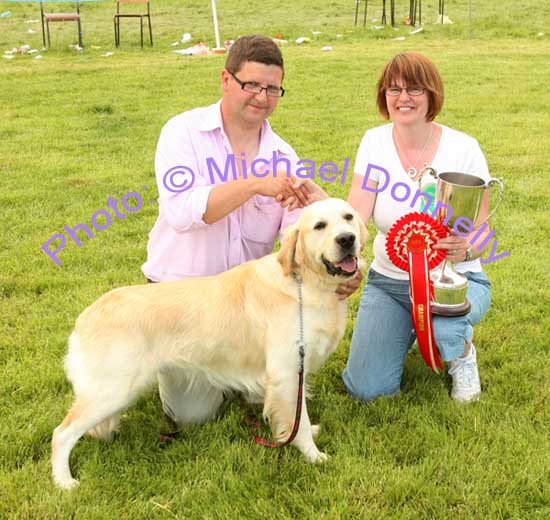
314, 221, 327, 230
344, 213, 354, 221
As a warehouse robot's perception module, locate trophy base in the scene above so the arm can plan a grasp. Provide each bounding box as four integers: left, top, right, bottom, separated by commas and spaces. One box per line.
431, 299, 471, 317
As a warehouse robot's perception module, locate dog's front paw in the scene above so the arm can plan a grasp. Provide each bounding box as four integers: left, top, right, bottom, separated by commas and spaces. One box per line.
303, 446, 328, 464
54, 476, 80, 490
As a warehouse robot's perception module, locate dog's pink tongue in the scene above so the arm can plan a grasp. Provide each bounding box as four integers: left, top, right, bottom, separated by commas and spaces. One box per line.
335, 256, 357, 273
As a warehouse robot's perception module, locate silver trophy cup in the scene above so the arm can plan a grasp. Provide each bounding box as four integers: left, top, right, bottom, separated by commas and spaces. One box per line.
423, 169, 504, 316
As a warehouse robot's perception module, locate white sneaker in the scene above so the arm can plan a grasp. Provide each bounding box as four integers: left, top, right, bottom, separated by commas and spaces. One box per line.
448, 343, 481, 402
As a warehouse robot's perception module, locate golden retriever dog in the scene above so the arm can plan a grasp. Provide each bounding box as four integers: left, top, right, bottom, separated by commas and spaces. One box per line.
51, 198, 367, 489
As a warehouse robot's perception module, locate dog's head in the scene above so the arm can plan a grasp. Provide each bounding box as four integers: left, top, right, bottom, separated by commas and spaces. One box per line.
277, 198, 368, 281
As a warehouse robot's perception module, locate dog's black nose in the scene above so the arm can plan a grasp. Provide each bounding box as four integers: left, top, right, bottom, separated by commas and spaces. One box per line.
336, 233, 356, 250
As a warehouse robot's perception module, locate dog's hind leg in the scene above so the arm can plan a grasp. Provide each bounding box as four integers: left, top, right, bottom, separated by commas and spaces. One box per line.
52, 333, 156, 489
51, 397, 128, 489
158, 368, 223, 425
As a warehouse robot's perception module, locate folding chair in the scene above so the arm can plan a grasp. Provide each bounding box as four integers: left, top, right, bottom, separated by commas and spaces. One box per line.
40, 1, 83, 48
354, 1, 393, 27
410, 0, 422, 26
114, 0, 153, 48
354, 0, 367, 27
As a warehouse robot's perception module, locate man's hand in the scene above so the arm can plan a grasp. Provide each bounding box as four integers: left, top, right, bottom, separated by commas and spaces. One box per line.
252, 174, 309, 207
275, 178, 329, 211
335, 270, 364, 300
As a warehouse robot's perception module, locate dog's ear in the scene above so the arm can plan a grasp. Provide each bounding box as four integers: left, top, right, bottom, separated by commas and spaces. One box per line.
277, 224, 299, 276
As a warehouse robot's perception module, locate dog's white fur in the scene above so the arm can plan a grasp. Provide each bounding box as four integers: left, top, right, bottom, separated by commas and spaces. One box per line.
51, 198, 367, 489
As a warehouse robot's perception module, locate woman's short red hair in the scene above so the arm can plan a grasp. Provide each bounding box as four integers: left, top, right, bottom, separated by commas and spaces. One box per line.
376, 52, 444, 122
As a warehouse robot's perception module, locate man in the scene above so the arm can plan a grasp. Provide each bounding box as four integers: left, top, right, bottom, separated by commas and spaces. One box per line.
142, 34, 361, 424
143, 34, 309, 282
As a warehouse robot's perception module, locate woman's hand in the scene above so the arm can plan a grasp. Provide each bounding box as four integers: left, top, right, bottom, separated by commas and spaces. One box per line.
336, 271, 364, 300
435, 232, 471, 262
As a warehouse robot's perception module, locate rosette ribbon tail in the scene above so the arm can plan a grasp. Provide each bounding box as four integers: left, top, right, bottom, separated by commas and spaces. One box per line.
385, 212, 447, 373
408, 247, 444, 373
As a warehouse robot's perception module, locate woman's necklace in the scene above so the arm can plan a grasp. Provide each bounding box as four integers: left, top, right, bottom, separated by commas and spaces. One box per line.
393, 124, 433, 179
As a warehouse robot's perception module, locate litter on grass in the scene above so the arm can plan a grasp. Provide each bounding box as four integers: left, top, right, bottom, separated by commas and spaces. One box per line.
5, 44, 31, 55
174, 42, 210, 55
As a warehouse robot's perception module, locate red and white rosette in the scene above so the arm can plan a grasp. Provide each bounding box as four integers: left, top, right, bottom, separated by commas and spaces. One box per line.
385, 213, 448, 373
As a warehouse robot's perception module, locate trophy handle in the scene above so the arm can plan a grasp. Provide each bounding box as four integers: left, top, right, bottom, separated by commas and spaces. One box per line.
422, 166, 438, 180
477, 177, 504, 227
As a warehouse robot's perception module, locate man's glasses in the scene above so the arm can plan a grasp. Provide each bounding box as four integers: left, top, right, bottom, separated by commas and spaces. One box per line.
386, 86, 425, 97
229, 71, 285, 98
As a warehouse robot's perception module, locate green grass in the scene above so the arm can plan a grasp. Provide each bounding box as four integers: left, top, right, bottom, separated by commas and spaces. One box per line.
1, 0, 549, 518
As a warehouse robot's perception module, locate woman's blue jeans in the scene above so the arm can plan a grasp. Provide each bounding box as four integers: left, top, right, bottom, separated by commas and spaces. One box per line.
342, 268, 491, 402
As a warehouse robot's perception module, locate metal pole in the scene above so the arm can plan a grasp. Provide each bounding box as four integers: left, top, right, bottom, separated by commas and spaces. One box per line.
468, 0, 472, 39
211, 0, 222, 50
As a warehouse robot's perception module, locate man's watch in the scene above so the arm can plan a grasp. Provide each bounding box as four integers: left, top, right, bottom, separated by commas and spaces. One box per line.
464, 247, 474, 262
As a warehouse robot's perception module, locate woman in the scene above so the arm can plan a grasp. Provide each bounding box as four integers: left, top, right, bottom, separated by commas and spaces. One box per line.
343, 52, 494, 402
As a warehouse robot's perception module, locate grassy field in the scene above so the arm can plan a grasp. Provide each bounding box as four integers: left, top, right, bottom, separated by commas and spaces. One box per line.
1, 0, 549, 518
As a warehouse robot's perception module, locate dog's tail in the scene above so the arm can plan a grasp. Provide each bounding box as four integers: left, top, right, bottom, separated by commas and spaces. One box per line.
63, 331, 148, 441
